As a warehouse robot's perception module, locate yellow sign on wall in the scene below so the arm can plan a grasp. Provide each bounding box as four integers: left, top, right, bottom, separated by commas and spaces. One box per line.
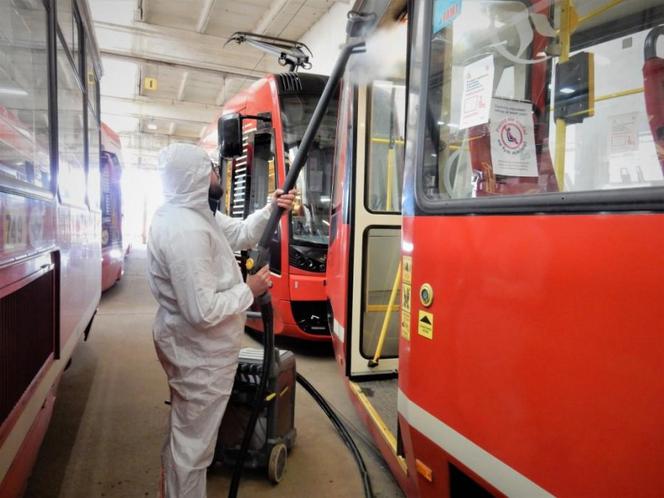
144, 77, 158, 91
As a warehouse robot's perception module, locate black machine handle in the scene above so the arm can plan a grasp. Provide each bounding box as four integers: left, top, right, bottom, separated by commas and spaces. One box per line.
644, 25, 664, 61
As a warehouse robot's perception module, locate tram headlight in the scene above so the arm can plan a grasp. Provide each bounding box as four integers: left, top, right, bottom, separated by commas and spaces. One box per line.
289, 245, 327, 273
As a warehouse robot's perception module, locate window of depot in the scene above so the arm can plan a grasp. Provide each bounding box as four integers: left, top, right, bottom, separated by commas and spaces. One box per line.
57, 0, 80, 69
86, 43, 99, 114
0, 0, 51, 191
416, 0, 664, 206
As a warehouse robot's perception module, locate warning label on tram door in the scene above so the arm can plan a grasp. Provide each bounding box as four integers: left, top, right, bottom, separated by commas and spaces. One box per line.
418, 311, 433, 339
402, 256, 412, 284
401, 311, 411, 341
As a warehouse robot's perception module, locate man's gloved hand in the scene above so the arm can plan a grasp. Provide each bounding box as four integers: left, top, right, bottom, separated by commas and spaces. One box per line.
247, 265, 272, 297
271, 189, 297, 212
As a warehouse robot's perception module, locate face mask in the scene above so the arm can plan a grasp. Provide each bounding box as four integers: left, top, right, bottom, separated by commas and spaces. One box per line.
208, 183, 224, 214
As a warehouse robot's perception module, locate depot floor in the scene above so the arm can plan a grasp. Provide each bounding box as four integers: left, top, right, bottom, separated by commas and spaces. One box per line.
24, 247, 403, 498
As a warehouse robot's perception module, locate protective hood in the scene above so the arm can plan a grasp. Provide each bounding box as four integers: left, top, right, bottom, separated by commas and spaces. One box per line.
159, 143, 210, 211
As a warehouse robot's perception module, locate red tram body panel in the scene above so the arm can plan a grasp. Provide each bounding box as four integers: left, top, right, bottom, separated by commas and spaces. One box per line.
201, 73, 338, 341
328, 1, 664, 497
0, 0, 102, 494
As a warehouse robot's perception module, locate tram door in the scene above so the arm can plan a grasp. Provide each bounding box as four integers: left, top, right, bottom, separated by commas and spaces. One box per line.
347, 82, 407, 378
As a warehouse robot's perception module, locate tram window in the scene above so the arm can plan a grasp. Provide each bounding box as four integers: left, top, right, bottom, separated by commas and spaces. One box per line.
0, 1, 51, 191
281, 93, 338, 246
366, 81, 407, 213
361, 227, 401, 360
86, 43, 99, 114
248, 135, 276, 215
88, 106, 100, 211
57, 0, 79, 64
57, 38, 86, 206
417, 0, 664, 202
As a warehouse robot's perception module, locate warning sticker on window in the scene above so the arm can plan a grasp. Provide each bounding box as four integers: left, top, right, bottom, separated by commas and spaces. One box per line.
459, 55, 494, 130
489, 98, 538, 177
418, 311, 433, 340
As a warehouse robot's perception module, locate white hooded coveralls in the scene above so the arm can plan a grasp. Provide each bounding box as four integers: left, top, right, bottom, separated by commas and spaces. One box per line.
147, 143, 273, 498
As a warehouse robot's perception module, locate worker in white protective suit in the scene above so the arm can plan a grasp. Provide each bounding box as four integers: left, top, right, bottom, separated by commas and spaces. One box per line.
147, 143, 295, 498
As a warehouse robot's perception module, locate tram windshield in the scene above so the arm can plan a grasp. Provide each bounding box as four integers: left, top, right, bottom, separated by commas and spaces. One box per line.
280, 93, 338, 246
418, 0, 664, 200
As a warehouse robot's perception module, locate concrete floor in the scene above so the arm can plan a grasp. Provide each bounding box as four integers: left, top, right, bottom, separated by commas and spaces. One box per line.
24, 247, 404, 498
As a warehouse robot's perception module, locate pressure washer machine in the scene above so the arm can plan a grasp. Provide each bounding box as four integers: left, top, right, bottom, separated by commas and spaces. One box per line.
214, 347, 297, 483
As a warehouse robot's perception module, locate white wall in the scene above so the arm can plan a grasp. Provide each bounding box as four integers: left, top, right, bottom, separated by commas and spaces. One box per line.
299, 1, 352, 76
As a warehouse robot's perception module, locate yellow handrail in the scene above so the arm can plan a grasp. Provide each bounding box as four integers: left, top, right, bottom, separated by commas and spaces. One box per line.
596, 87, 643, 103
386, 147, 395, 210
578, 0, 623, 25
367, 304, 400, 313
371, 137, 405, 145
369, 262, 401, 367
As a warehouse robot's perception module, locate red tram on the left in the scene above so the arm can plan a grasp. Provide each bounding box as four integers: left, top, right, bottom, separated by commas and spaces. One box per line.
0, 1, 102, 495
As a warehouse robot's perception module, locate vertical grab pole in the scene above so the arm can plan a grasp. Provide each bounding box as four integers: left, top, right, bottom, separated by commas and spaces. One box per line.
368, 262, 401, 368
386, 147, 395, 210
554, 0, 573, 191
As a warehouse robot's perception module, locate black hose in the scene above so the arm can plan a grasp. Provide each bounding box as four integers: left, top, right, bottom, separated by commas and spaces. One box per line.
296, 373, 375, 498
228, 296, 274, 498
227, 39, 367, 498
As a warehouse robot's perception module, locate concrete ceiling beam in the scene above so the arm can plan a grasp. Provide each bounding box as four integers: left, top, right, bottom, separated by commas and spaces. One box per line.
135, 0, 149, 22
101, 95, 217, 125
176, 71, 189, 101
196, 0, 217, 34
94, 20, 272, 79
215, 77, 226, 106
100, 50, 256, 82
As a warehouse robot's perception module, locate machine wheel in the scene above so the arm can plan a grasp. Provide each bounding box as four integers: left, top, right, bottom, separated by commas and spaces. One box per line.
267, 443, 287, 483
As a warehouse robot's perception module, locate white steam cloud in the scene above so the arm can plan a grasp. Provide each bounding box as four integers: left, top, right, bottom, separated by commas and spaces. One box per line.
346, 22, 408, 85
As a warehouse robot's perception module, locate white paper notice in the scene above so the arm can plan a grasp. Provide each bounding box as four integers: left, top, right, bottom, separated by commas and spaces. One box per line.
459, 55, 494, 130
489, 99, 538, 177
609, 113, 638, 154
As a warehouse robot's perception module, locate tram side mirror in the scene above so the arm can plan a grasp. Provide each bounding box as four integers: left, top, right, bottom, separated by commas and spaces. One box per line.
218, 113, 243, 160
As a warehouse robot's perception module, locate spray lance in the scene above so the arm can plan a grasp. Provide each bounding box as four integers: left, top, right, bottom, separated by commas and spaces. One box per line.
225, 30, 368, 498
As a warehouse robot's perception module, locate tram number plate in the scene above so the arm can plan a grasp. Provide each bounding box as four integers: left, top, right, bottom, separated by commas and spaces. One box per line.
418, 311, 434, 340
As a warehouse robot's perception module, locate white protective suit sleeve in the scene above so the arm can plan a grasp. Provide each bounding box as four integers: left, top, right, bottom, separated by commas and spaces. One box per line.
165, 226, 254, 330
215, 203, 274, 252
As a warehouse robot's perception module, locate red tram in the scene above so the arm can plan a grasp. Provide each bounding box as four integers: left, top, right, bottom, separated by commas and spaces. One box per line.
201, 73, 338, 341
100, 123, 125, 291
0, 1, 102, 495
328, 1, 664, 496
